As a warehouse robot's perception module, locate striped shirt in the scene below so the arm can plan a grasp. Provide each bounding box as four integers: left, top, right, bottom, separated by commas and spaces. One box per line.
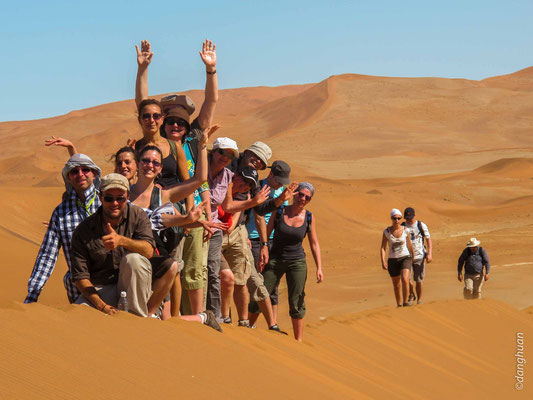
25, 185, 101, 303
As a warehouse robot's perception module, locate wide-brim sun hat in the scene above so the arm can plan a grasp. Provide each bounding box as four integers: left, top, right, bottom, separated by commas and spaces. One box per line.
466, 237, 481, 247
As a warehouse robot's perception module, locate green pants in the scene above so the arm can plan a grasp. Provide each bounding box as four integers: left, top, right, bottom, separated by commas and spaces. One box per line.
250, 258, 307, 319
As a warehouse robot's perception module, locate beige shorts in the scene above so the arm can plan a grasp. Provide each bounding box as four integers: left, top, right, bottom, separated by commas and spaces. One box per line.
220, 224, 252, 285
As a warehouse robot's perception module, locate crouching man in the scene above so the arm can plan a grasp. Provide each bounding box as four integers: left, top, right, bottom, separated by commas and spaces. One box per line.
71, 173, 176, 317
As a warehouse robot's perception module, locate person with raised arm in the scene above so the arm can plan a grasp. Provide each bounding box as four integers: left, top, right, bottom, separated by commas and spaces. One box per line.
134, 39, 218, 314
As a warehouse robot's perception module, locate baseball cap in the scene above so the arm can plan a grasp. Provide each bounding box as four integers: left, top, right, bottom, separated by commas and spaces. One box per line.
237, 166, 259, 190
212, 137, 239, 159
100, 173, 129, 193
404, 207, 415, 219
269, 160, 291, 185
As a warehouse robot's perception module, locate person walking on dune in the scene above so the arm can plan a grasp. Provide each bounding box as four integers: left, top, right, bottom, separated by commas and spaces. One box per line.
380, 208, 415, 307
457, 237, 490, 299
402, 207, 432, 304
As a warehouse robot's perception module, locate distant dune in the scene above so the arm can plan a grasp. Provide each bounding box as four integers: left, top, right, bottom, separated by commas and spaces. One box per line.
1, 68, 532, 398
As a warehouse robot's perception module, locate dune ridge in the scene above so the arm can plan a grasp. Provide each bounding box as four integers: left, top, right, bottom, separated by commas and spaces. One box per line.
1, 67, 533, 398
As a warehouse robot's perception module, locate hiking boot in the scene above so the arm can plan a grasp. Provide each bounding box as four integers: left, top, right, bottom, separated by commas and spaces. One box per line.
238, 319, 250, 327
269, 324, 288, 335
204, 310, 223, 333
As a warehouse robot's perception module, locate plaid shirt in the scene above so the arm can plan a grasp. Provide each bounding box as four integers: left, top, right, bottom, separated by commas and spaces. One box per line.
25, 185, 101, 303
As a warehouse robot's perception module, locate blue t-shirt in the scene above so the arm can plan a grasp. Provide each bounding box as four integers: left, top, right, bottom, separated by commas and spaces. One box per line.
183, 135, 208, 206
246, 179, 286, 239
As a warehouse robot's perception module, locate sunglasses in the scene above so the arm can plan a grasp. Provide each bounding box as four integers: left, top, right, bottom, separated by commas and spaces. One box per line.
70, 167, 92, 176
141, 113, 163, 121
103, 195, 127, 203
166, 117, 189, 128
216, 148, 235, 159
297, 192, 312, 201
392, 216, 402, 220
140, 158, 162, 168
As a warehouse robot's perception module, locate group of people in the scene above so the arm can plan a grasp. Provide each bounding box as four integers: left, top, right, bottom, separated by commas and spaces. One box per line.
25, 39, 323, 341
380, 207, 490, 306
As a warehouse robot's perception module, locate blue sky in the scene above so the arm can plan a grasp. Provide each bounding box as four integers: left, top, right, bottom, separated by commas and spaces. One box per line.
2, 0, 532, 121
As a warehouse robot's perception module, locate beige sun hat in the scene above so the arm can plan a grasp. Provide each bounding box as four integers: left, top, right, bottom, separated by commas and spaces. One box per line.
466, 237, 481, 247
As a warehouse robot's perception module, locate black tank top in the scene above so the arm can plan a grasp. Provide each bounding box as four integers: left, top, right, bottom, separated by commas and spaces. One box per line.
270, 208, 310, 261
135, 139, 181, 188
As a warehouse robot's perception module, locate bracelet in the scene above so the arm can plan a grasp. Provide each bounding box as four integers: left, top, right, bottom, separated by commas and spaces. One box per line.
99, 304, 108, 312
206, 69, 216, 75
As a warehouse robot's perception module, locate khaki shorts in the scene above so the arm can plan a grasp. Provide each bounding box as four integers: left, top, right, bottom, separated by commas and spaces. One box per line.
221, 224, 252, 285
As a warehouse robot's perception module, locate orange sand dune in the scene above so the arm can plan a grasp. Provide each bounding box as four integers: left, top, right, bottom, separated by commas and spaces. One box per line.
1, 68, 533, 398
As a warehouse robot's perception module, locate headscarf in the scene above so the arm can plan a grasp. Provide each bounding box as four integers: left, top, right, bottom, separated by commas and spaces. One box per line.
297, 182, 315, 197
62, 153, 101, 195
390, 208, 402, 218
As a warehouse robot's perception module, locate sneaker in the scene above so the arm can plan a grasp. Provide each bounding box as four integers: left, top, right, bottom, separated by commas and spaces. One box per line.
269, 324, 288, 335
402, 302, 413, 307
238, 319, 250, 327
204, 310, 223, 333
417, 300, 423, 305
408, 293, 416, 302
221, 316, 232, 324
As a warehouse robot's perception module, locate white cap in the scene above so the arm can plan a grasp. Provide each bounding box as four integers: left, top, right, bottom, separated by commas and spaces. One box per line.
390, 208, 402, 217
212, 137, 239, 159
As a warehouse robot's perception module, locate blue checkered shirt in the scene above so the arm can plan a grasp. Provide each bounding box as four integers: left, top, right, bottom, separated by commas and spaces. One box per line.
25, 185, 101, 303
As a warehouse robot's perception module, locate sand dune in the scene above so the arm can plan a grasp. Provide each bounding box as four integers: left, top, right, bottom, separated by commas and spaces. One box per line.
1, 68, 533, 398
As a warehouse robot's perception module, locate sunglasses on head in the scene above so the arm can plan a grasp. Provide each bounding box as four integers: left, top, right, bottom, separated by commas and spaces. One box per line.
392, 216, 402, 220
70, 167, 92, 176
297, 192, 312, 201
141, 113, 163, 121
103, 195, 127, 203
140, 158, 162, 168
216, 148, 235, 159
166, 117, 189, 128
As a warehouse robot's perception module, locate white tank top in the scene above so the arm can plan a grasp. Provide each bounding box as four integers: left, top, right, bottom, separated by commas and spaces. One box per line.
383, 227, 410, 259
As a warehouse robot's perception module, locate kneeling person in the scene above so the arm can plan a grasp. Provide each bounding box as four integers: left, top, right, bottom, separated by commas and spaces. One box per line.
71, 174, 176, 317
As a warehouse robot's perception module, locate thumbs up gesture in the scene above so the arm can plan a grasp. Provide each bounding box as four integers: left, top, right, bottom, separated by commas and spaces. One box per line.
102, 223, 122, 250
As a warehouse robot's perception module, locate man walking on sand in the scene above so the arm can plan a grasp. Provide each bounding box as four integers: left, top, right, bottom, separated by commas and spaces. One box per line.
402, 207, 432, 304
457, 237, 490, 300
25, 154, 102, 304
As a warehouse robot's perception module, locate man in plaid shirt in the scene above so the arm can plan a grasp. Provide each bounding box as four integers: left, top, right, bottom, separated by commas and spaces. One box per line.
25, 154, 101, 303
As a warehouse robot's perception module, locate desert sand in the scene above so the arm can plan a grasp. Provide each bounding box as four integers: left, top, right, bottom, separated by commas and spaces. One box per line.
1, 67, 532, 399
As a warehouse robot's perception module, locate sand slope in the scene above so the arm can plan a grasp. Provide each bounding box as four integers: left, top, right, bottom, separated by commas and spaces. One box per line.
1, 68, 533, 398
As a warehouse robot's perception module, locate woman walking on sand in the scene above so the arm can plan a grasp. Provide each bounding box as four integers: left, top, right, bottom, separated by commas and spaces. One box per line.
257, 182, 324, 341
380, 208, 415, 307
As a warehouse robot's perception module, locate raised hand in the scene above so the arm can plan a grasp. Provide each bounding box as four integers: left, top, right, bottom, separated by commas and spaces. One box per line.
135, 40, 153, 68
279, 182, 298, 203
199, 39, 217, 70
253, 185, 271, 206
126, 138, 137, 148
200, 124, 221, 147
45, 136, 73, 148
102, 223, 122, 251
45, 136, 77, 156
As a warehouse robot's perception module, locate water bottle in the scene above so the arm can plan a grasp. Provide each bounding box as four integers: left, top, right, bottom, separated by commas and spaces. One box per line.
117, 291, 128, 312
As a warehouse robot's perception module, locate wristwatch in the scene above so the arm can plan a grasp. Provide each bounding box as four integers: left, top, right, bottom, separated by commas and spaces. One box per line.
261, 242, 268, 247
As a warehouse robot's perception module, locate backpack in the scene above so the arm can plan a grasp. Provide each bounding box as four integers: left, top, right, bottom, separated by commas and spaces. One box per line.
402, 220, 427, 253
149, 186, 185, 255
274, 205, 312, 236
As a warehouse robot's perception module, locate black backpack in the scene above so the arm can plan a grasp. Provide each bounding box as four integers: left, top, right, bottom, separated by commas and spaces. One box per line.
149, 186, 185, 255
402, 220, 427, 252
